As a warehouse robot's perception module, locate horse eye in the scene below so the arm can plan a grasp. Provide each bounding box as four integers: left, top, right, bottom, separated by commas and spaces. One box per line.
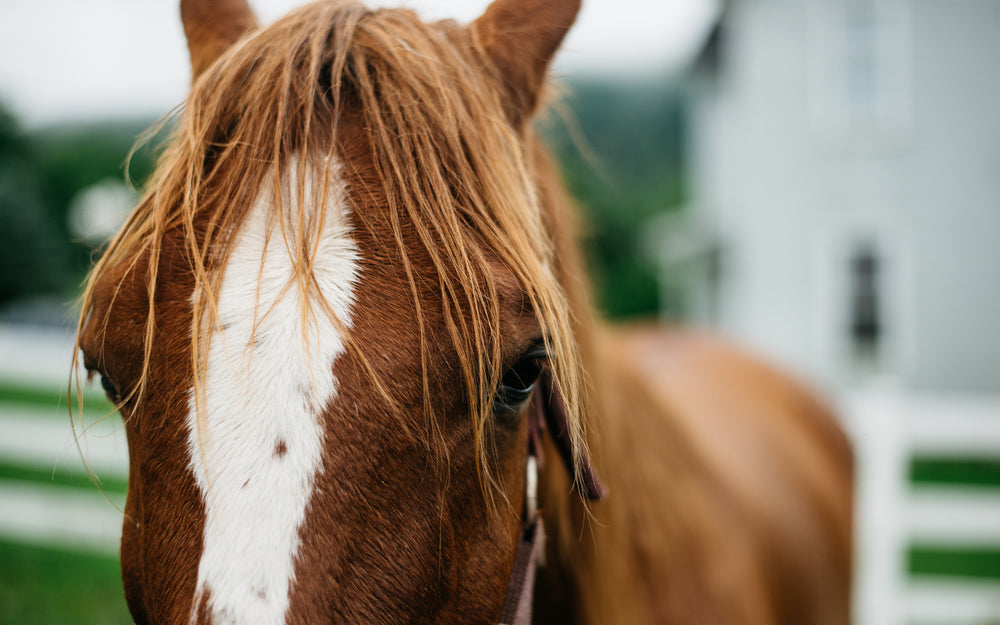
493, 348, 547, 419
100, 374, 122, 405
501, 356, 544, 392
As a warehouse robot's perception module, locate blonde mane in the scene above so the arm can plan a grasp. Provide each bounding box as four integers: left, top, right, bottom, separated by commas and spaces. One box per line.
75, 0, 588, 494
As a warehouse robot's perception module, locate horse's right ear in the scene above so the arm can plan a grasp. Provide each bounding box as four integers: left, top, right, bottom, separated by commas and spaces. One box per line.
472, 0, 581, 126
181, 0, 257, 81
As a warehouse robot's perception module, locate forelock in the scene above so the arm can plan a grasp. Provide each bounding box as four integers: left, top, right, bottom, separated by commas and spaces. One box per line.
77, 0, 588, 494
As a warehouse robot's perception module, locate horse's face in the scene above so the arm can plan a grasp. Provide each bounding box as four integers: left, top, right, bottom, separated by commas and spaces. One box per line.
76, 1, 583, 623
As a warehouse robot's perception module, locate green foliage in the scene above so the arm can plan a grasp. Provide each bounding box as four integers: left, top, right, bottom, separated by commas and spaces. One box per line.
31, 119, 158, 223
30, 119, 160, 285
0, 106, 72, 302
541, 78, 686, 319
0, 99, 160, 307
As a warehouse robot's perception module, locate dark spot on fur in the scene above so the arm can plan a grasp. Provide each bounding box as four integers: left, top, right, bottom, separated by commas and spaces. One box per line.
275, 440, 288, 457
196, 589, 213, 621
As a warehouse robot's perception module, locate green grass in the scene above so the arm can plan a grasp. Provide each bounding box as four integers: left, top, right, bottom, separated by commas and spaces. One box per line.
0, 539, 131, 625
0, 459, 127, 495
911, 457, 1000, 489
909, 546, 1000, 581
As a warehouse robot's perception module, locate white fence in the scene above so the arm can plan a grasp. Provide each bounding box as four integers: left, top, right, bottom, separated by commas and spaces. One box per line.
849, 384, 1000, 625
0, 323, 128, 553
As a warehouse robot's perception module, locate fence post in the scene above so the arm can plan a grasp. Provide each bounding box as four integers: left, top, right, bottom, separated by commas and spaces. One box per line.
849, 379, 907, 625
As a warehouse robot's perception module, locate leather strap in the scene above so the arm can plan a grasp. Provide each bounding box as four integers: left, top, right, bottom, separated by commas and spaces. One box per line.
497, 372, 606, 625
497, 514, 545, 625
537, 371, 607, 501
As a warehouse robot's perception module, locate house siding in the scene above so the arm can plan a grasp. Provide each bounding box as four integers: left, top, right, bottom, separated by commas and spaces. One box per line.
688, 0, 1000, 392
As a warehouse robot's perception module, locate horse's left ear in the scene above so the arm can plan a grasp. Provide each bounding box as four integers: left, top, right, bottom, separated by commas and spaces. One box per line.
181, 0, 258, 81
472, 0, 581, 125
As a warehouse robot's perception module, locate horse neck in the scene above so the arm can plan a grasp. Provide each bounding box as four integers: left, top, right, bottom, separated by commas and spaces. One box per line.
531, 138, 741, 624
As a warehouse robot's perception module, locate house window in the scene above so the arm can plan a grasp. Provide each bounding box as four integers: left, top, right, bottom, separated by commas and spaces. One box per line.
848, 240, 882, 369
808, 0, 911, 143
844, 4, 880, 124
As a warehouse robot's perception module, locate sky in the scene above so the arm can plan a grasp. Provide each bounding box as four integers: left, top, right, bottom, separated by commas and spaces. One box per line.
0, 0, 717, 127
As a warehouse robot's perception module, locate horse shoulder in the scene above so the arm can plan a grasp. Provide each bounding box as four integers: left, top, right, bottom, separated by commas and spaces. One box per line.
590, 323, 853, 625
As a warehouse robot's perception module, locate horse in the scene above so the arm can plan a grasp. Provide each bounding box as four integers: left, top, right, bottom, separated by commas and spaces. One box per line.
74, 0, 854, 623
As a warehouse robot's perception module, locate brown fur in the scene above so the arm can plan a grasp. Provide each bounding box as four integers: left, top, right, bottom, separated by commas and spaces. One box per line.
534, 325, 854, 625
75, 1, 853, 623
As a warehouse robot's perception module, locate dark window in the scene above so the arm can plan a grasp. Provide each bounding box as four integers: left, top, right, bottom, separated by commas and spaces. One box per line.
849, 241, 881, 365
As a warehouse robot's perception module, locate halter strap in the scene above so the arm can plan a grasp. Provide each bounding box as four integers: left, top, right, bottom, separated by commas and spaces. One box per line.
496, 503, 545, 625
537, 371, 607, 501
497, 375, 606, 625
497, 400, 545, 625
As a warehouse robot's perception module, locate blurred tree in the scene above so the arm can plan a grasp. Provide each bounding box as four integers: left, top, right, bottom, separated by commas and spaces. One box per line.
541, 78, 686, 319
31, 119, 158, 279
0, 101, 160, 306
0, 104, 71, 304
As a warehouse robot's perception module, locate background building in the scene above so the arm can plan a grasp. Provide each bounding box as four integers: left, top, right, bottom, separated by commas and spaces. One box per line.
667, 2, 1000, 624
680, 0, 1000, 393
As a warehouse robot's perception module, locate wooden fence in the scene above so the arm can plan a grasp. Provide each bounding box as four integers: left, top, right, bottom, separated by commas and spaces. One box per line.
849, 384, 1000, 625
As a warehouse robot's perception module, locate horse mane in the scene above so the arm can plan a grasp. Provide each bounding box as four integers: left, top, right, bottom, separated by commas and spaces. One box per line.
75, 0, 589, 494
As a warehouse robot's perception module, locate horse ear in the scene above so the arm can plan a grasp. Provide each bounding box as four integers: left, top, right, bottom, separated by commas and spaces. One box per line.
180, 0, 257, 81
472, 0, 581, 125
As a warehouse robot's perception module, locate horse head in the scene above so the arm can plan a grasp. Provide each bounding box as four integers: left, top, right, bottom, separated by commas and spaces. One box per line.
75, 0, 597, 623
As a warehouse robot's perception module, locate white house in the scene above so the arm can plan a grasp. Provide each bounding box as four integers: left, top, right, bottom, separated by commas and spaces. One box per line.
672, 0, 1000, 394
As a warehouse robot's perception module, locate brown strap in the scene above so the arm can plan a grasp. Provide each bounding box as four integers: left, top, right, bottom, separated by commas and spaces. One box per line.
497, 515, 545, 625
538, 371, 607, 501
497, 370, 606, 625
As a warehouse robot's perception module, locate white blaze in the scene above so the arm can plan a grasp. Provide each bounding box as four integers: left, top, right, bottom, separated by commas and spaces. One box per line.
187, 160, 359, 624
